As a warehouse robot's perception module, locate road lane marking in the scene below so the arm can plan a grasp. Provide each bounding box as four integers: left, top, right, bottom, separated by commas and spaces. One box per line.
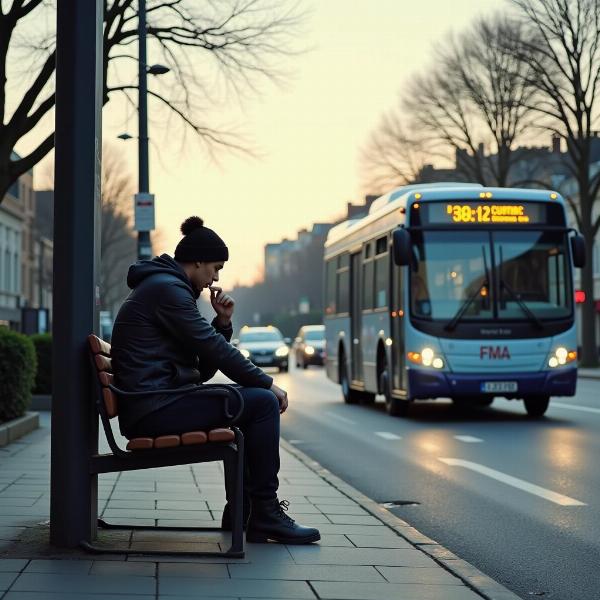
375, 432, 402, 440
324, 412, 356, 425
551, 402, 600, 415
454, 435, 483, 443
438, 458, 586, 506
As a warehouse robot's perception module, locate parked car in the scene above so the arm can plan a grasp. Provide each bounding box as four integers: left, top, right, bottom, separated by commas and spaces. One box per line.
294, 324, 325, 369
234, 326, 290, 372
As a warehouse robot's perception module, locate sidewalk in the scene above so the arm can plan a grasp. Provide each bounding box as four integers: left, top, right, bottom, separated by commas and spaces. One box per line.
0, 413, 520, 600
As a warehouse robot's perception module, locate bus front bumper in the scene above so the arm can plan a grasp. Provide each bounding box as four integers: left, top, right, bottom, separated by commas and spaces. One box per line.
407, 368, 577, 400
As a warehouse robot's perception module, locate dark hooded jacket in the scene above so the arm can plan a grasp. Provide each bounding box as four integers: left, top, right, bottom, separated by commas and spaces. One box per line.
111, 254, 273, 435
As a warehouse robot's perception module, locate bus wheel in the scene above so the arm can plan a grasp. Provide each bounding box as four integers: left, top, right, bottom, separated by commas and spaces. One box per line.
524, 395, 550, 418
380, 368, 409, 417
340, 355, 361, 404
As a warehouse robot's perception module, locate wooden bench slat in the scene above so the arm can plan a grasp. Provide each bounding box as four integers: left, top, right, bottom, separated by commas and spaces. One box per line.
208, 428, 235, 443
181, 431, 208, 445
88, 334, 112, 356
98, 372, 114, 387
94, 354, 112, 373
154, 435, 181, 449
102, 388, 118, 418
126, 438, 154, 450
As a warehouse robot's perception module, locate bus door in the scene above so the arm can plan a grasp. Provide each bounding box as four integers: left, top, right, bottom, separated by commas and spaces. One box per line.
350, 251, 363, 382
390, 263, 406, 390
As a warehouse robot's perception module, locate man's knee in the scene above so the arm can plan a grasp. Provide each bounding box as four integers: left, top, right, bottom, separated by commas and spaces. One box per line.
242, 387, 280, 418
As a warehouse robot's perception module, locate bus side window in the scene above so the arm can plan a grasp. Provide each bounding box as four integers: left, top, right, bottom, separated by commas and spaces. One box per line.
325, 259, 337, 315
374, 237, 388, 308
362, 243, 375, 310
336, 253, 350, 314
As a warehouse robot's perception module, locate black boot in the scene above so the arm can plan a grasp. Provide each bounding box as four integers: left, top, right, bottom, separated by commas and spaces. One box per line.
246, 498, 321, 544
221, 497, 251, 531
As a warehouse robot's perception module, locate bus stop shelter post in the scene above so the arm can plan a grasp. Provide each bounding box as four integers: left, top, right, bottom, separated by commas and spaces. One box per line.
50, 0, 103, 547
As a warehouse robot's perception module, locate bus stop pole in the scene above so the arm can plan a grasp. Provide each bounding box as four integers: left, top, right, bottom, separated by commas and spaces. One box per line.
50, 0, 103, 547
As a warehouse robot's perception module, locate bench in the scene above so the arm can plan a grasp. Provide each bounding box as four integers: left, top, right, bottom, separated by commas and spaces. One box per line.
86, 334, 245, 558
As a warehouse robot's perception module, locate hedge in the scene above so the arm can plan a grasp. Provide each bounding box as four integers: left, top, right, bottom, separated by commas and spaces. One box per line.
31, 333, 52, 394
0, 327, 37, 423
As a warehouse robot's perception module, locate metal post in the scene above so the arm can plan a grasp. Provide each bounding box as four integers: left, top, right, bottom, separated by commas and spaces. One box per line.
50, 0, 103, 547
137, 0, 152, 260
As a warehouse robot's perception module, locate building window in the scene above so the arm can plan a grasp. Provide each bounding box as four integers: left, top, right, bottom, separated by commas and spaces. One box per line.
324, 259, 337, 315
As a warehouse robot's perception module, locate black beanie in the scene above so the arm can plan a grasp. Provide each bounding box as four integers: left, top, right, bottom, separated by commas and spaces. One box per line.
174, 216, 229, 262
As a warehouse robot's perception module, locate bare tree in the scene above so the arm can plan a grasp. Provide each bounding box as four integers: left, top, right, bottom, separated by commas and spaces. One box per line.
99, 146, 137, 317
0, 0, 305, 201
403, 15, 537, 186
360, 113, 439, 194
509, 0, 600, 366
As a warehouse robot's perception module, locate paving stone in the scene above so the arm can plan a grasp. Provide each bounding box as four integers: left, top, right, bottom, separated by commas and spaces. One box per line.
130, 541, 221, 553
312, 581, 482, 600
311, 524, 398, 536
102, 509, 214, 520
377, 566, 463, 585
313, 534, 354, 547
106, 499, 156, 510
3, 594, 154, 600
10, 573, 156, 595
158, 562, 229, 577
346, 534, 413, 549
288, 546, 438, 567
314, 504, 369, 516
0, 527, 25, 540
132, 530, 228, 544
158, 577, 315, 598
89, 560, 156, 576
0, 572, 18, 591
24, 560, 93, 574
326, 515, 381, 525
229, 563, 385, 582
156, 500, 212, 510
0, 560, 28, 572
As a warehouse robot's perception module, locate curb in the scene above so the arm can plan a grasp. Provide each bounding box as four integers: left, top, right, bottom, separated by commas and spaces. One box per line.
281, 437, 521, 600
0, 412, 39, 447
578, 372, 600, 381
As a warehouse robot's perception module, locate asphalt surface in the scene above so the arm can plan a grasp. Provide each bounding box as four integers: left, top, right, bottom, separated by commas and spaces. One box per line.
274, 361, 600, 600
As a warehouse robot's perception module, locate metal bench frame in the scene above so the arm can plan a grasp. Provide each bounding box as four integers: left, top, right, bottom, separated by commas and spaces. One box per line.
86, 335, 245, 558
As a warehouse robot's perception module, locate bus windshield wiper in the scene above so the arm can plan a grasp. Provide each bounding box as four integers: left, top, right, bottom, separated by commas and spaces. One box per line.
498, 277, 543, 330
497, 245, 543, 330
445, 246, 490, 332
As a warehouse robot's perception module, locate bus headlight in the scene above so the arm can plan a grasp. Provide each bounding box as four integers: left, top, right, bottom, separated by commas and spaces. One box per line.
304, 345, 315, 355
407, 347, 444, 369
548, 347, 577, 367
275, 346, 289, 357
240, 348, 251, 359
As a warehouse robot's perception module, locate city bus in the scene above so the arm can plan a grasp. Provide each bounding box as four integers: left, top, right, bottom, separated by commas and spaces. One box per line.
323, 183, 585, 417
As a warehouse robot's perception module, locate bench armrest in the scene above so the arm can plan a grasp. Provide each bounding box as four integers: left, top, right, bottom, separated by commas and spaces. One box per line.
108, 383, 244, 424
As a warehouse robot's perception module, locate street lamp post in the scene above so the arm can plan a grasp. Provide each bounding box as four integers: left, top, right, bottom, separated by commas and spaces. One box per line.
137, 0, 152, 260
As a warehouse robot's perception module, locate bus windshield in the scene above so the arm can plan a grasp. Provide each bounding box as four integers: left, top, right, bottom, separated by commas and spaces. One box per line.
410, 230, 571, 323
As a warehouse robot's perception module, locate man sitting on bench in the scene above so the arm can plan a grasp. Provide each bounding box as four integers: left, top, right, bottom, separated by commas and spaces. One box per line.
110, 216, 320, 545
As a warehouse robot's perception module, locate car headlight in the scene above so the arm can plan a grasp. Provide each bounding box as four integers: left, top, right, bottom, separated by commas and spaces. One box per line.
407, 347, 444, 369
548, 346, 577, 368
240, 348, 251, 359
275, 346, 289, 357
304, 345, 315, 355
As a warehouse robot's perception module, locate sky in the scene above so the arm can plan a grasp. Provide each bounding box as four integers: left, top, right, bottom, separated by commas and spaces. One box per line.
38, 0, 501, 287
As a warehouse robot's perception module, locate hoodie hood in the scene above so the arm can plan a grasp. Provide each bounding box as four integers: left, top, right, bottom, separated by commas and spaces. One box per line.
127, 253, 200, 298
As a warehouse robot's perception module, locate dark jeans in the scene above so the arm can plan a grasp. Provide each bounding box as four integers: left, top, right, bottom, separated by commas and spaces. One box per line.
126, 387, 280, 500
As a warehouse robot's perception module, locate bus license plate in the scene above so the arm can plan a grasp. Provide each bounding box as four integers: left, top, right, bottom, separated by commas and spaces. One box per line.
481, 381, 518, 393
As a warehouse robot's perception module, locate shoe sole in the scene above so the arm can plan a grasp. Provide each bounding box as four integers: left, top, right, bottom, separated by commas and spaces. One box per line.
246, 531, 321, 544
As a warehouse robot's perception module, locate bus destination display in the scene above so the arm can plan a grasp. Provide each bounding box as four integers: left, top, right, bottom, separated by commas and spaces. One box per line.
422, 201, 546, 225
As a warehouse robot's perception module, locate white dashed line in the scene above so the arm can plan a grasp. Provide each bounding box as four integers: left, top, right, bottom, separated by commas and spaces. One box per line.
454, 435, 483, 443
439, 458, 586, 506
324, 412, 356, 425
375, 432, 402, 440
551, 402, 600, 415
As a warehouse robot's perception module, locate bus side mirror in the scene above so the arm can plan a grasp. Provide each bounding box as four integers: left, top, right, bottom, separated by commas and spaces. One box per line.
570, 234, 586, 268
392, 228, 411, 266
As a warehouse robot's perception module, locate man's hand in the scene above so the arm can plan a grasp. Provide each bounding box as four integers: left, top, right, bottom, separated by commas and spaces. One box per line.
270, 383, 289, 414
209, 286, 235, 328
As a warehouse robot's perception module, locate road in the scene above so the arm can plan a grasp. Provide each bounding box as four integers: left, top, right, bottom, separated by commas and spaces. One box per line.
273, 361, 600, 600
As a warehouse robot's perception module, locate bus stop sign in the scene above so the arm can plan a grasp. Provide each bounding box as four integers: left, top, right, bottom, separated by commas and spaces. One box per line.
134, 193, 155, 232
